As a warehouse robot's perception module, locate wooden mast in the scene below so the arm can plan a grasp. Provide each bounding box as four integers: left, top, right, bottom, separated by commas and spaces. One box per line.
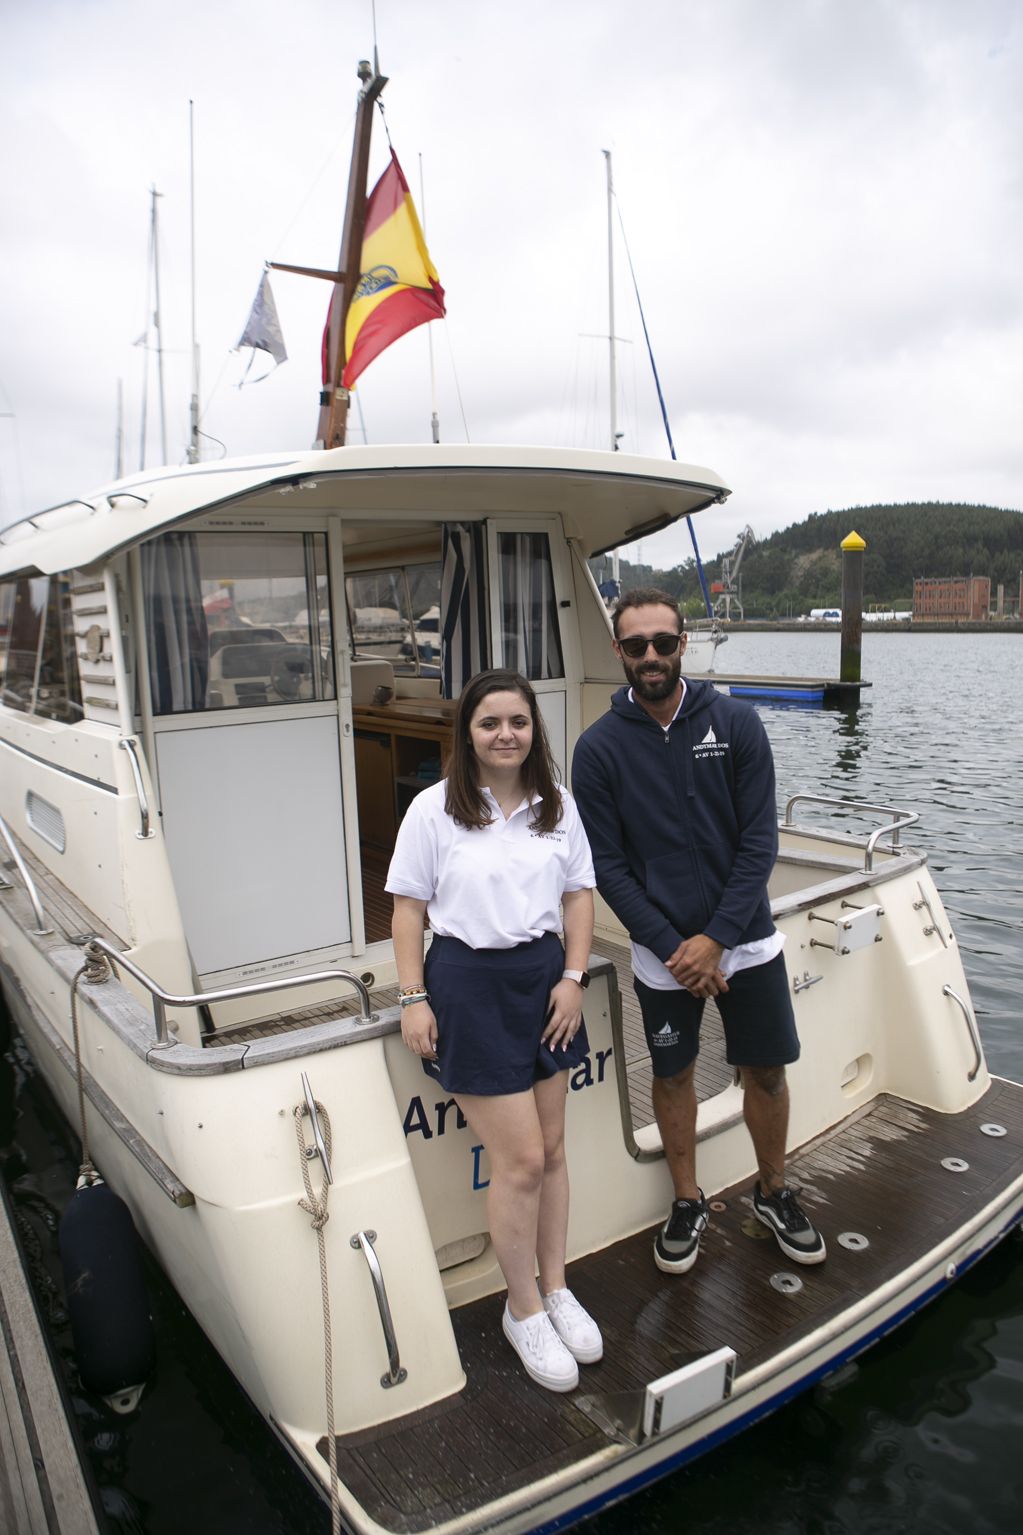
316, 58, 387, 449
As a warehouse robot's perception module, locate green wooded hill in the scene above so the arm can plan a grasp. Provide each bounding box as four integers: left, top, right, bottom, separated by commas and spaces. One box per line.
593, 502, 1023, 618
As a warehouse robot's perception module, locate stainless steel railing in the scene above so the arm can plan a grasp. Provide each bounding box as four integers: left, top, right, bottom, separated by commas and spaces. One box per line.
79, 935, 375, 1046
119, 738, 155, 839
0, 811, 53, 935
350, 1229, 407, 1388
942, 984, 984, 1083
782, 795, 920, 871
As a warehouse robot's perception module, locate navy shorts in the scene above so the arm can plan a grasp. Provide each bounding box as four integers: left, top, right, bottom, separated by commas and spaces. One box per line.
422, 930, 591, 1096
634, 952, 799, 1078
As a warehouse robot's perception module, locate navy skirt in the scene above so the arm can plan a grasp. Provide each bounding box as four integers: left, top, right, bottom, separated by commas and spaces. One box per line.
422, 930, 591, 1096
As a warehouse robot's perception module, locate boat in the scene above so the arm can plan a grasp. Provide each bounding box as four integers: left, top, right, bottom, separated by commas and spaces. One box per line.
1, 61, 1021, 1535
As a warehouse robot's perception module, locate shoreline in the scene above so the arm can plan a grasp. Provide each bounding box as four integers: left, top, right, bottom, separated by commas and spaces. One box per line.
711, 619, 1023, 634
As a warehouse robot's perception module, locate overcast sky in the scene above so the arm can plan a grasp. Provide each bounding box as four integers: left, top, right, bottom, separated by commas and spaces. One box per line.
1, 0, 1020, 568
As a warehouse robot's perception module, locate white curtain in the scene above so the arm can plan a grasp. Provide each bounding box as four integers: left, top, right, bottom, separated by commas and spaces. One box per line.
440, 523, 489, 698
142, 534, 210, 714
497, 531, 564, 681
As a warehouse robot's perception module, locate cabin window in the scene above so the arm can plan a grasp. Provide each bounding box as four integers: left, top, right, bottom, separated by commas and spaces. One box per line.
497, 532, 564, 680
346, 561, 442, 678
142, 531, 336, 715
0, 574, 83, 722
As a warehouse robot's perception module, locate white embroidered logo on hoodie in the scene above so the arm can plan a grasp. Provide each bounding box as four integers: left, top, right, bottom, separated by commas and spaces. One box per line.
693, 722, 728, 759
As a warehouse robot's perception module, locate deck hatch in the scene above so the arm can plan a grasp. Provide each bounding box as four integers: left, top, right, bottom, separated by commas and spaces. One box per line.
643, 1346, 736, 1438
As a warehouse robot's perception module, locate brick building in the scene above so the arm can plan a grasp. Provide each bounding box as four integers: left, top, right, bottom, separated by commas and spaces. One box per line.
913, 575, 990, 621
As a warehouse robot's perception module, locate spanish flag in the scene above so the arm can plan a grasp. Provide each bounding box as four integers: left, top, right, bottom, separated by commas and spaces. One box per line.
336, 150, 446, 390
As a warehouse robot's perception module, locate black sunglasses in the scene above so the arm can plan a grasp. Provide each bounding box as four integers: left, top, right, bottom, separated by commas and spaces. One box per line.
617, 631, 683, 659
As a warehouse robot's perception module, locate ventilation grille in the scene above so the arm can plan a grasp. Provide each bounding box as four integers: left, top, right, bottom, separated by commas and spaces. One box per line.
26, 792, 66, 853
70, 568, 119, 723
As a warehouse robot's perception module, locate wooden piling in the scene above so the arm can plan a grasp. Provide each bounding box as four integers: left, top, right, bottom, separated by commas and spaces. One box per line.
0, 1181, 101, 1535
840, 530, 866, 681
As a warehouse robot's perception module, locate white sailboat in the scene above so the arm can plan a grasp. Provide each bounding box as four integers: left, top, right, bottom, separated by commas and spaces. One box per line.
0, 59, 1020, 1535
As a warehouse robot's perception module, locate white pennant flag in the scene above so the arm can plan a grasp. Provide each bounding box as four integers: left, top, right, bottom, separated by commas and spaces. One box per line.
236, 271, 287, 382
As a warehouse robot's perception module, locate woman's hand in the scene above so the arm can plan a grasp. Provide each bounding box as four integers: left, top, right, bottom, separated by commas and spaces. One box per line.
401, 999, 438, 1060
542, 977, 585, 1053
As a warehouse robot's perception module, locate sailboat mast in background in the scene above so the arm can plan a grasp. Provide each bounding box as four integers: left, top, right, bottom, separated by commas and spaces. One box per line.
137, 186, 168, 471
187, 100, 201, 464
603, 149, 620, 457
419, 153, 441, 445
603, 149, 622, 584
114, 378, 124, 478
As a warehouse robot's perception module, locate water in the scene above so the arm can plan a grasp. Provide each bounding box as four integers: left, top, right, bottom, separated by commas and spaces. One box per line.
582, 630, 1023, 1534
3, 632, 1021, 1533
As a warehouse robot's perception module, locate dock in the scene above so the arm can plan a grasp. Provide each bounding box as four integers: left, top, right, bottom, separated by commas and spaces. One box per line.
0, 1180, 101, 1535
706, 673, 872, 705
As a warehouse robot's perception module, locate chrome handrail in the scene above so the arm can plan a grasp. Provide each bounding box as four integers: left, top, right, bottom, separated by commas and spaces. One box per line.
0, 812, 53, 935
783, 795, 920, 871
350, 1229, 407, 1388
942, 984, 984, 1083
80, 935, 375, 1046
119, 737, 155, 839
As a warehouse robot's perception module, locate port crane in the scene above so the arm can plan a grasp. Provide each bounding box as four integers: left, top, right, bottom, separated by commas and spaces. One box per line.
711, 524, 757, 621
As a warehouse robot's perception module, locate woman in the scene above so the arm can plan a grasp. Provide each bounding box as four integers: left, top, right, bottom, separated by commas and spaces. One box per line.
386, 670, 602, 1392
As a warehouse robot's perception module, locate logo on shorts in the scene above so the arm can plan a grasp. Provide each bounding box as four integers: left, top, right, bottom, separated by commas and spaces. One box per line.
693, 723, 728, 760
652, 1020, 679, 1047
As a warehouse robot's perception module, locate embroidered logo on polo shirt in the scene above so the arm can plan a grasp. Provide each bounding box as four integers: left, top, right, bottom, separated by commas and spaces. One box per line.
529, 828, 567, 841
693, 723, 728, 760
651, 1020, 679, 1047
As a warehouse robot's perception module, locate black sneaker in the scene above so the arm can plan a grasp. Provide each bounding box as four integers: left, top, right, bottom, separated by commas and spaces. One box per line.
654, 1192, 709, 1274
752, 1182, 826, 1264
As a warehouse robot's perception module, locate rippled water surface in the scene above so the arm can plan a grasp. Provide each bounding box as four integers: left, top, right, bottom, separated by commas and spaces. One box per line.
585, 630, 1022, 1535
5, 633, 1022, 1533
716, 632, 1023, 1074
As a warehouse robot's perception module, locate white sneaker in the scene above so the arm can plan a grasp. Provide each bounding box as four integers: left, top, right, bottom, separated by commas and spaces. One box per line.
502, 1303, 579, 1391
542, 1287, 604, 1363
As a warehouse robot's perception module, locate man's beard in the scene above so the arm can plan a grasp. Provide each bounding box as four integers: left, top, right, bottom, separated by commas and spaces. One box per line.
622, 651, 682, 701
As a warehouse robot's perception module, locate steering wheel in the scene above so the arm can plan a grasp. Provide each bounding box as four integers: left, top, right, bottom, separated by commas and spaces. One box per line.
269, 644, 315, 701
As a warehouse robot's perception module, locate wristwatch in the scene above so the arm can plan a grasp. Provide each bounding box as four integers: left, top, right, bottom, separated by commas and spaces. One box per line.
562, 969, 590, 989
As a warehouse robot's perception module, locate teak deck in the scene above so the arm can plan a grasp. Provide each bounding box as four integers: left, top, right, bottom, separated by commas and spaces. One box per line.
320, 1079, 1023, 1534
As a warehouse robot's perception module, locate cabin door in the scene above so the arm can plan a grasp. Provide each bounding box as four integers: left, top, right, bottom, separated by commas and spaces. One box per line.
139, 524, 356, 988
485, 520, 581, 780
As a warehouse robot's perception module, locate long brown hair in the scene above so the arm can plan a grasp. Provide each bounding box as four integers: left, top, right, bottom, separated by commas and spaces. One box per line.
445, 670, 563, 834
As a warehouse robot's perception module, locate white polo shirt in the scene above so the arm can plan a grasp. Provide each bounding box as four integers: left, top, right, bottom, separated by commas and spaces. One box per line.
385, 781, 595, 950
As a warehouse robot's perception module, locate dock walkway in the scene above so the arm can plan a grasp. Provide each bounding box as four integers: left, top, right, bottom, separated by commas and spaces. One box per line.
0, 1180, 100, 1535
707, 673, 871, 704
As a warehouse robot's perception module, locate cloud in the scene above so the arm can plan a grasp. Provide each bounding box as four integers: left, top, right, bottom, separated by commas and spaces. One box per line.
1, 0, 1020, 548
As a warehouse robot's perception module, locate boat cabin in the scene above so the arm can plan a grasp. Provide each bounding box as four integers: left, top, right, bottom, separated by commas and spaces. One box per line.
0, 444, 729, 1032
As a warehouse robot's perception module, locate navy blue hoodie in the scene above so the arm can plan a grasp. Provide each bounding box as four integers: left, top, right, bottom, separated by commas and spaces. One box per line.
571, 679, 778, 960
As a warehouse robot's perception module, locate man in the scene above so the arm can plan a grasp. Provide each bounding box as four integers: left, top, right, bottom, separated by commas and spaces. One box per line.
572, 588, 825, 1272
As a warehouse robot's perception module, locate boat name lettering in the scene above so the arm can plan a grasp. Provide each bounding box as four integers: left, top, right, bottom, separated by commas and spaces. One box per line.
471, 1144, 489, 1190
401, 1048, 613, 1141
